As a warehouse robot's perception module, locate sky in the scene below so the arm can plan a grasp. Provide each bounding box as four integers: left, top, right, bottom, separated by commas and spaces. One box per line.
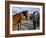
12, 7, 40, 15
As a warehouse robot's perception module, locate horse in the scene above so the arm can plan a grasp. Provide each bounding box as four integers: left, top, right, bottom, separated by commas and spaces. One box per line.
13, 10, 28, 31
33, 11, 39, 29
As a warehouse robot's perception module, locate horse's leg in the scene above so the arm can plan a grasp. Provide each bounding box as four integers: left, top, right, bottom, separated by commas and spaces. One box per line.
18, 23, 19, 30
18, 22, 21, 30
12, 21, 16, 31
17, 22, 20, 30
18, 20, 22, 30
33, 20, 36, 29
20, 19, 23, 30
12, 24, 16, 31
20, 22, 21, 30
37, 19, 39, 27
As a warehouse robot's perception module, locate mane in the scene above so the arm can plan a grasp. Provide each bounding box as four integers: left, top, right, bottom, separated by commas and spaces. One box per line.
13, 10, 28, 16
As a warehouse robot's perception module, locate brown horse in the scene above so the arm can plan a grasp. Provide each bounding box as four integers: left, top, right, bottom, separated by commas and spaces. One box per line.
13, 10, 28, 31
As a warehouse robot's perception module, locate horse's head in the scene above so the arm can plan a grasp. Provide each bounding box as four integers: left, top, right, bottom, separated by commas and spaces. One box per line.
33, 11, 39, 21
22, 10, 28, 20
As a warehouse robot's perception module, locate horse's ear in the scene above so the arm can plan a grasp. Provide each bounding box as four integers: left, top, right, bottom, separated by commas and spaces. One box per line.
33, 11, 38, 14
